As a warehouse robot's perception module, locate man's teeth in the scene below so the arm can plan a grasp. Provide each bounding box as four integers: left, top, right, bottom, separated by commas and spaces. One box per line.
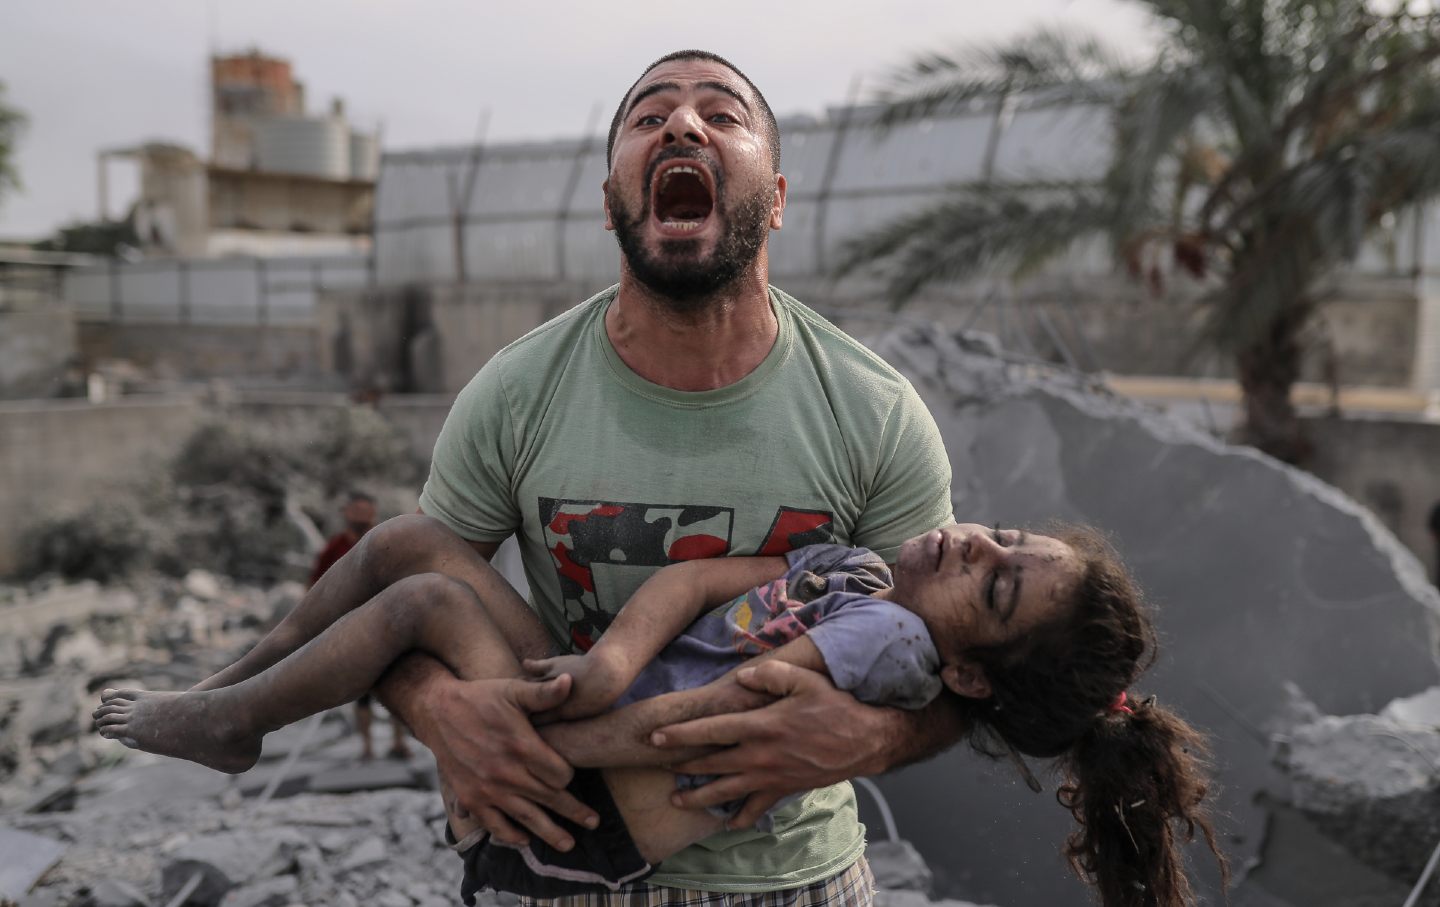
662, 219, 702, 231
661, 165, 701, 184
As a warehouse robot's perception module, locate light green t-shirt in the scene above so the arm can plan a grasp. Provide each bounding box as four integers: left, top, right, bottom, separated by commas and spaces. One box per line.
419, 285, 953, 892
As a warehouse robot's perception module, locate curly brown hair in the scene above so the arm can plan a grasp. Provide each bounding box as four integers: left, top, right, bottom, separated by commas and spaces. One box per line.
949, 524, 1228, 907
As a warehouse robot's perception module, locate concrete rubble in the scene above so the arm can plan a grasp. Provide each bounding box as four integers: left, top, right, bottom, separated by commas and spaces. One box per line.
1272, 687, 1440, 888
865, 326, 1440, 906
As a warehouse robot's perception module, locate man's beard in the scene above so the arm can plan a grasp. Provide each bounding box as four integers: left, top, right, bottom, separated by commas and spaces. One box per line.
607, 154, 774, 312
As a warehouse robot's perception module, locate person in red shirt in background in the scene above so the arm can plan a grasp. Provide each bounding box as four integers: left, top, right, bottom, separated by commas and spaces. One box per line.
310, 491, 411, 760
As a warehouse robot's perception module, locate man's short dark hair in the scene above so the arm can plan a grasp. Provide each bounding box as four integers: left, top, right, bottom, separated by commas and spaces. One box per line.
606, 50, 781, 174
346, 491, 376, 505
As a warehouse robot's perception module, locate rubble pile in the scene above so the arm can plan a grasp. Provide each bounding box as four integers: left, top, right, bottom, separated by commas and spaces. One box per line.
20, 406, 423, 584
0, 571, 302, 811
8, 788, 461, 907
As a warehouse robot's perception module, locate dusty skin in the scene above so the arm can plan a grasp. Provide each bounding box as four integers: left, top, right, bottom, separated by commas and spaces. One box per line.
94, 687, 262, 774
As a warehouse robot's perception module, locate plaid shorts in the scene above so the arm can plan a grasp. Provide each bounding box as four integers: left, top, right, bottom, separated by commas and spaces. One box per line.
519, 856, 874, 907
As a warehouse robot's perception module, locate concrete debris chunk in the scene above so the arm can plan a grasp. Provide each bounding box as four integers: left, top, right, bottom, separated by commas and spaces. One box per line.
160, 831, 298, 907
215, 875, 298, 907
1380, 684, 1440, 727
307, 760, 421, 794
1274, 711, 1440, 883
865, 325, 1440, 907
0, 825, 67, 901
338, 836, 388, 874
183, 570, 224, 601
84, 878, 151, 907
865, 840, 932, 893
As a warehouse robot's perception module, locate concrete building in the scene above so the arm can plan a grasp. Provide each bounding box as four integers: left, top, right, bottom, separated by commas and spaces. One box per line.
98, 50, 377, 259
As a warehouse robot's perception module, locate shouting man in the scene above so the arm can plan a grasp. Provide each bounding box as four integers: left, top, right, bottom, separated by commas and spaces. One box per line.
305, 50, 959, 906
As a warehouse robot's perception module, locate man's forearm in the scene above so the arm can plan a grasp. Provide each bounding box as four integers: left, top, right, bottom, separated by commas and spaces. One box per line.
539, 675, 773, 768
375, 650, 455, 742
868, 692, 969, 773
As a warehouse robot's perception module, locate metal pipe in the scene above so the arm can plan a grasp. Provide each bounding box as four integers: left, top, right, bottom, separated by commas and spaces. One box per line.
555, 104, 604, 282
1402, 834, 1440, 907
852, 776, 900, 844
812, 75, 863, 274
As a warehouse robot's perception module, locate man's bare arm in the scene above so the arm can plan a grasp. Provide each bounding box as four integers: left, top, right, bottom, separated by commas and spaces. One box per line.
656, 662, 969, 829
537, 635, 967, 796
376, 533, 599, 850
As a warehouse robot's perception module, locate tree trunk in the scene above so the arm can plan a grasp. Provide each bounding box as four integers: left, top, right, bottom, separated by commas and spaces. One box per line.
1235, 303, 1313, 465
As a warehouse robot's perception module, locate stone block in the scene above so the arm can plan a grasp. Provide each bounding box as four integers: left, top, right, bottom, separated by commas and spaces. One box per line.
0, 825, 66, 901
160, 831, 297, 907
216, 875, 298, 907
306, 760, 421, 795
339, 836, 388, 874
85, 879, 150, 907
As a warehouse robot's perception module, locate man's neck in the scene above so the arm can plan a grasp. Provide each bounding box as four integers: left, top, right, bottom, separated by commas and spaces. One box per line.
607, 259, 779, 392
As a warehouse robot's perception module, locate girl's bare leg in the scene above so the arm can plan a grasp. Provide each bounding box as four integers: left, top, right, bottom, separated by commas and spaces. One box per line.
193, 514, 550, 692
94, 572, 543, 773
605, 767, 728, 863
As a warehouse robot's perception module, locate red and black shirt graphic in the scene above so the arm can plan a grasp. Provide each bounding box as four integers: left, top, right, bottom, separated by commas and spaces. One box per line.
540, 498, 834, 652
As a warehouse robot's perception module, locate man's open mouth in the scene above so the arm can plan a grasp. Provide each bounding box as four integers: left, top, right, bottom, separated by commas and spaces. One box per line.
651, 162, 715, 232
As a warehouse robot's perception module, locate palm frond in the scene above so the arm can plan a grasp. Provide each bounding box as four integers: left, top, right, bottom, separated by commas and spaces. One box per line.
1104, 61, 1218, 241
836, 185, 1112, 305
0, 81, 27, 199
872, 29, 1134, 129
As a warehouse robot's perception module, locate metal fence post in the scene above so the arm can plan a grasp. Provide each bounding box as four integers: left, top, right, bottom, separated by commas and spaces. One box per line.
256, 257, 268, 327
109, 259, 122, 323
178, 260, 191, 324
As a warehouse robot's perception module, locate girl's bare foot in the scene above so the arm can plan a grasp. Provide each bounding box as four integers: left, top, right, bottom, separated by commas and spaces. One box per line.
93, 688, 263, 774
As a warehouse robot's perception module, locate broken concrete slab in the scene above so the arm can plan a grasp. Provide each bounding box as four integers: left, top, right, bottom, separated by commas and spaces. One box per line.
254, 712, 346, 762
337, 835, 388, 876
867, 326, 1440, 907
1240, 798, 1411, 907
1381, 685, 1440, 727
0, 825, 67, 901
305, 759, 427, 795
214, 874, 298, 907
865, 840, 932, 893
160, 830, 303, 907
1274, 711, 1440, 884
84, 878, 151, 907
75, 760, 232, 813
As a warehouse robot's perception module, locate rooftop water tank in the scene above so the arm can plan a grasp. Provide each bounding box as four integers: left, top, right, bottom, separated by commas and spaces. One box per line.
254, 115, 349, 179
349, 131, 379, 181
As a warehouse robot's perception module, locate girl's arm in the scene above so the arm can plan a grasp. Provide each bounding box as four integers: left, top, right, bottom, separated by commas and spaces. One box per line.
537, 634, 829, 768
524, 556, 787, 718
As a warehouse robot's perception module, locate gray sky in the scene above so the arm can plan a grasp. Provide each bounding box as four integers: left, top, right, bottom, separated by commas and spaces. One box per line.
0, 0, 1157, 239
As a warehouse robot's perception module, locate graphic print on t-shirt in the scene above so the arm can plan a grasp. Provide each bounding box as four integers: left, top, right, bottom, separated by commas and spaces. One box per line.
539, 498, 834, 651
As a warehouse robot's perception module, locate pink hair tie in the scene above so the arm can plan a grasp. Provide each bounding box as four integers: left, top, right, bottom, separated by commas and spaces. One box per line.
1109, 691, 1134, 715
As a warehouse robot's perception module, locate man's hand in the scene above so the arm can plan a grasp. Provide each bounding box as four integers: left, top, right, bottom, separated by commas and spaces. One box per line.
651, 661, 892, 830
424, 673, 599, 849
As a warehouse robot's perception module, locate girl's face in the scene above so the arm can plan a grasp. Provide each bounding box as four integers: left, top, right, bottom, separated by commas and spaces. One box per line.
888, 523, 1082, 660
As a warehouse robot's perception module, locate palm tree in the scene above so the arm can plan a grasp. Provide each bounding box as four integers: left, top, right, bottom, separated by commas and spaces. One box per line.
0, 80, 26, 210
840, 1, 1440, 464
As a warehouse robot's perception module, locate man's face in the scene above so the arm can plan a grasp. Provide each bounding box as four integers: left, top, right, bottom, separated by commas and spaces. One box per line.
604, 59, 786, 308
343, 499, 376, 535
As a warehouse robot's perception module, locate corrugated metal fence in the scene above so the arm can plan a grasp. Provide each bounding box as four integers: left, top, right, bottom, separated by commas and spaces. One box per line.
372, 98, 1115, 287
61, 255, 372, 325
